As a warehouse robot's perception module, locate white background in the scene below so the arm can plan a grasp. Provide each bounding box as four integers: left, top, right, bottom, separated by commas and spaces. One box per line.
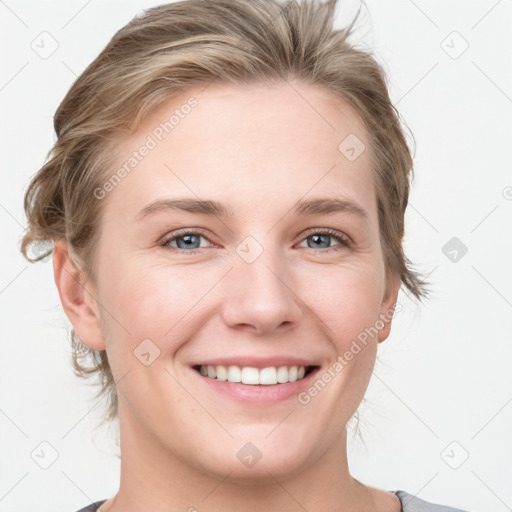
1, 1, 511, 511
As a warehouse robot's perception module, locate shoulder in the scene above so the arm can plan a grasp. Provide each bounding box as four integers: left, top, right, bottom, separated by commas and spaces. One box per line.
395, 490, 474, 512
73, 493, 477, 512
73, 500, 107, 512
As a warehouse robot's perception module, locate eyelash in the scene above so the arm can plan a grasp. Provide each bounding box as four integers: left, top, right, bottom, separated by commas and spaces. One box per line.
159, 228, 352, 255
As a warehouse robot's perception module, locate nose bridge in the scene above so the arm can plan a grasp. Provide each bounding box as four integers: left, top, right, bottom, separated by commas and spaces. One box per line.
221, 233, 303, 333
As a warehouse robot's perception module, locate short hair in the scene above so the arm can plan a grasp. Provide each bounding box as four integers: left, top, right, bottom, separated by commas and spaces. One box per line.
21, 0, 428, 426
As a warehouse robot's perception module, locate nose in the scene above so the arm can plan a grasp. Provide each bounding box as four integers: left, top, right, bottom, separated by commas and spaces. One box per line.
220, 243, 304, 335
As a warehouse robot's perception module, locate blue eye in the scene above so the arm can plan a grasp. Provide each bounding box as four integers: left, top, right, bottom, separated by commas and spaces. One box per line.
160, 228, 351, 254
305, 233, 336, 249
298, 230, 351, 252
161, 230, 210, 253
173, 234, 203, 249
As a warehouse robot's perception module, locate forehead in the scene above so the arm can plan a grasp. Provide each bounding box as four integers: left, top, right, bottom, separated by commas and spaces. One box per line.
106, 80, 376, 223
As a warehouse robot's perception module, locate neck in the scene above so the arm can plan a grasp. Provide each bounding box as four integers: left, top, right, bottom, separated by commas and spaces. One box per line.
104, 403, 380, 512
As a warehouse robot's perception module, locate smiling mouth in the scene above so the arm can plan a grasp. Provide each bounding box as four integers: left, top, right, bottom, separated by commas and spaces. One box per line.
192, 364, 319, 385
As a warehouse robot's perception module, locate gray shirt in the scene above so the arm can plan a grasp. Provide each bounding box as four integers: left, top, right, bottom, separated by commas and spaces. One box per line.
74, 490, 473, 511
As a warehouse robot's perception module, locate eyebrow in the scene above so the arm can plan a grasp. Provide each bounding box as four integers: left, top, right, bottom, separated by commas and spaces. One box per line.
135, 197, 369, 223
135, 198, 234, 220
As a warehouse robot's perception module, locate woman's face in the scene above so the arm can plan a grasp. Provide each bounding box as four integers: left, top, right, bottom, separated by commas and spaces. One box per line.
71, 80, 400, 480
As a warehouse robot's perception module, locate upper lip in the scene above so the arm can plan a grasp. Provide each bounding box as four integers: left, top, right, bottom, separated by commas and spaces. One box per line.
191, 356, 319, 369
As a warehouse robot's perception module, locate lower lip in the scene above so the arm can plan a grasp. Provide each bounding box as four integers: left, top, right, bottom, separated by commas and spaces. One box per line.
191, 367, 320, 404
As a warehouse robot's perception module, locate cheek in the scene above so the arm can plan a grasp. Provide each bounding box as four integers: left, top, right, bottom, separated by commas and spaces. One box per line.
298, 261, 384, 343
96, 256, 221, 348
96, 235, 385, 359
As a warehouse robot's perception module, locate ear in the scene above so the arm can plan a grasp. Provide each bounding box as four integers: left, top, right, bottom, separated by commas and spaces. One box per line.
377, 272, 401, 343
53, 240, 106, 351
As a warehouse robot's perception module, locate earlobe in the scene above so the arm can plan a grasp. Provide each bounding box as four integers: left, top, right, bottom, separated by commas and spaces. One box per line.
53, 240, 106, 351
377, 272, 401, 343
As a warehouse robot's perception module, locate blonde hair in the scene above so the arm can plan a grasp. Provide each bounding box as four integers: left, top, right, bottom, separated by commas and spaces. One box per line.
21, 0, 428, 425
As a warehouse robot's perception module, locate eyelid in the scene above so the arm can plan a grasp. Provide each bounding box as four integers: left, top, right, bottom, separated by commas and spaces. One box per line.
298, 227, 353, 248
159, 227, 353, 252
159, 227, 217, 248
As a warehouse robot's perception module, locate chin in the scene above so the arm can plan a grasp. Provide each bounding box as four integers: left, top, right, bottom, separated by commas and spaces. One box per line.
193, 425, 315, 484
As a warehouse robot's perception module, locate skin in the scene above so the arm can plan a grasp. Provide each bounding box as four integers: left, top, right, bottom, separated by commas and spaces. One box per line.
54, 80, 402, 512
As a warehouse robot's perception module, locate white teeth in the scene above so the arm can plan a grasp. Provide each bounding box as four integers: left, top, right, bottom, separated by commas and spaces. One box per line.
259, 367, 277, 385
276, 366, 289, 383
216, 365, 228, 381
227, 365, 241, 382
241, 367, 259, 385
198, 364, 309, 385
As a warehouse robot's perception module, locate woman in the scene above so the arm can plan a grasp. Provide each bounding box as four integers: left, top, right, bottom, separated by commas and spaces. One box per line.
21, 0, 474, 510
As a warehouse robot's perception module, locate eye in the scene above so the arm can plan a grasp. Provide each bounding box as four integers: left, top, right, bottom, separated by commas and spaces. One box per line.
160, 229, 213, 254
297, 229, 352, 252
160, 228, 352, 255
